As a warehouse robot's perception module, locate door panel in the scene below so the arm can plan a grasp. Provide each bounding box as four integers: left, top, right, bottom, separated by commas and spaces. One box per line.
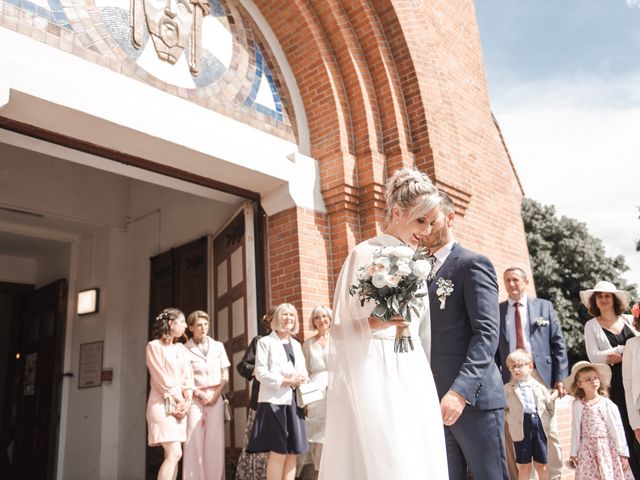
13, 279, 67, 480
148, 251, 173, 338
214, 211, 250, 469
173, 238, 208, 317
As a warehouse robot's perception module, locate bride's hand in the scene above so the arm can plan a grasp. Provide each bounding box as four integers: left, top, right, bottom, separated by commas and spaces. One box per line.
368, 315, 409, 331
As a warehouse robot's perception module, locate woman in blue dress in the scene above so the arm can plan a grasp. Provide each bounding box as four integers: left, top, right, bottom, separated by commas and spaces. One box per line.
247, 303, 309, 480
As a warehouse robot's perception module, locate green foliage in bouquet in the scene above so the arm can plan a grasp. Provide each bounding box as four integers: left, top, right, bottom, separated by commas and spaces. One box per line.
349, 245, 434, 352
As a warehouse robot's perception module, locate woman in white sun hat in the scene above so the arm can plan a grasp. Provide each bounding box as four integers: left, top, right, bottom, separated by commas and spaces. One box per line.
581, 280, 640, 478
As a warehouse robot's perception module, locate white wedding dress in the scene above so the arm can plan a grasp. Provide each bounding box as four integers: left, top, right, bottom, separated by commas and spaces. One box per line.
319, 234, 449, 480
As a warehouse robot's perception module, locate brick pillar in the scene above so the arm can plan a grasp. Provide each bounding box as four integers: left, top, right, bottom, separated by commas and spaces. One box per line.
267, 207, 332, 340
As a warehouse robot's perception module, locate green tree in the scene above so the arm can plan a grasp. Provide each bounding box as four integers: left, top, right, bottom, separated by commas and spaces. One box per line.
522, 198, 638, 361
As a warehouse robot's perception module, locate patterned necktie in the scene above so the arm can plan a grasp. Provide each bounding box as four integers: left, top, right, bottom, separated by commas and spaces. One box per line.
427, 255, 437, 283
515, 302, 525, 350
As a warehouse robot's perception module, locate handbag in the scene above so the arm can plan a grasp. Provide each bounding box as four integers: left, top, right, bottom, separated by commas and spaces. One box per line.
165, 396, 177, 415
295, 382, 324, 407
223, 394, 233, 422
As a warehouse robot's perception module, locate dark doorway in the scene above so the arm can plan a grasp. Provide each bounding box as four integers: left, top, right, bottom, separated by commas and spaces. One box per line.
0, 282, 33, 480
1, 280, 67, 480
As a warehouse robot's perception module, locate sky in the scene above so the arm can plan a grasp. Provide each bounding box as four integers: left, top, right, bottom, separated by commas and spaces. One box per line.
475, 0, 640, 288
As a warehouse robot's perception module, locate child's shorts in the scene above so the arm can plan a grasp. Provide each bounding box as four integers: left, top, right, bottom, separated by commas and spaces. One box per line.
513, 412, 548, 464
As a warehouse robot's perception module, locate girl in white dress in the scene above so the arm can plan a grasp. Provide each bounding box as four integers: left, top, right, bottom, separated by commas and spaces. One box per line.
319, 168, 449, 480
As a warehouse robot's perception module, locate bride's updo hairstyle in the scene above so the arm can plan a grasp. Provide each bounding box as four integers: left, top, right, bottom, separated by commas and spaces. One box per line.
384, 168, 440, 221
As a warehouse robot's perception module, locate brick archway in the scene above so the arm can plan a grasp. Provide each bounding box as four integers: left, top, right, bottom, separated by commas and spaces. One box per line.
260, 0, 530, 334
259, 1, 434, 331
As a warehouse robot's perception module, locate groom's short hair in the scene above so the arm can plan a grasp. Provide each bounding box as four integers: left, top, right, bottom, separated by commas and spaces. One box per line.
438, 191, 455, 214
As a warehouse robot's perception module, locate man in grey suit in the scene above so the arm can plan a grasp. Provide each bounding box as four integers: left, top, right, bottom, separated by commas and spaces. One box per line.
423, 192, 509, 480
496, 267, 568, 480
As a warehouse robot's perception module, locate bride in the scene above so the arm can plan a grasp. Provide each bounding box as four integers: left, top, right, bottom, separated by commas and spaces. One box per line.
319, 168, 449, 480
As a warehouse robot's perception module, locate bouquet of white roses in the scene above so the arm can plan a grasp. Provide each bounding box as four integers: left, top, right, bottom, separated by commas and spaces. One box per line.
349, 245, 433, 352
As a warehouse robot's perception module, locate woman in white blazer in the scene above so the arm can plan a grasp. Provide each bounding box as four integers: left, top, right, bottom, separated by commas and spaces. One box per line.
580, 281, 640, 478
246, 303, 309, 480
623, 304, 640, 445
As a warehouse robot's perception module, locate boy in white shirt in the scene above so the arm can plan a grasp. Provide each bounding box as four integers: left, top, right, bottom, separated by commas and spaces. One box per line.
504, 349, 558, 480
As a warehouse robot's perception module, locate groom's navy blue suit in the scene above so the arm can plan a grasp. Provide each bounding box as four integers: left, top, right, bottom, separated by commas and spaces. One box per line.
429, 243, 509, 480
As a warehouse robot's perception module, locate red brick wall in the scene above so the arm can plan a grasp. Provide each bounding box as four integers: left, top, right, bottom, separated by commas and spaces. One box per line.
267, 207, 333, 337
261, 0, 533, 336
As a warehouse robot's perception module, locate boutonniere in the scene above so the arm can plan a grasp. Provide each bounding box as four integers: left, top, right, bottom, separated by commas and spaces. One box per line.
435, 278, 454, 310
534, 317, 549, 327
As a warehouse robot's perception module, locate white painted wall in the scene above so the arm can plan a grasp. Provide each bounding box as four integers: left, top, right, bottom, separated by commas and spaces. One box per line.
0, 253, 37, 284
62, 231, 107, 480
35, 244, 71, 288
0, 143, 128, 229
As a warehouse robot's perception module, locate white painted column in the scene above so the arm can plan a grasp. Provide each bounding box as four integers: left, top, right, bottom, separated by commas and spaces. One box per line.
99, 228, 127, 479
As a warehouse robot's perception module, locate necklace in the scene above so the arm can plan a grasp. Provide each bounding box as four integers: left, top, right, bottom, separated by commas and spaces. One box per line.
196, 337, 209, 356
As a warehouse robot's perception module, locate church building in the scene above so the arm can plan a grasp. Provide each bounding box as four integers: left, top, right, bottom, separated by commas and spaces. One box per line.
0, 0, 530, 478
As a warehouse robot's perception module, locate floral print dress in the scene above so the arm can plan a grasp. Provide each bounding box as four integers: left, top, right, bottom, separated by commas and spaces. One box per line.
576, 399, 634, 480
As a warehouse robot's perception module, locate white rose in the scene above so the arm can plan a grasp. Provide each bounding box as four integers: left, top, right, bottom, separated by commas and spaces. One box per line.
393, 246, 415, 259
381, 246, 395, 256
412, 259, 431, 279
385, 275, 401, 287
396, 261, 412, 276
373, 256, 391, 270
371, 271, 388, 288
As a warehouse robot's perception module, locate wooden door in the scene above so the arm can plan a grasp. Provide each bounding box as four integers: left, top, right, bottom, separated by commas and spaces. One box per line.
13, 279, 67, 480
147, 237, 208, 338
213, 204, 258, 476
0, 282, 33, 479
173, 238, 208, 317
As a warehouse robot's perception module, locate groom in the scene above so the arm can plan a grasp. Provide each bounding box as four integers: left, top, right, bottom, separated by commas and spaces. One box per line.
422, 192, 509, 480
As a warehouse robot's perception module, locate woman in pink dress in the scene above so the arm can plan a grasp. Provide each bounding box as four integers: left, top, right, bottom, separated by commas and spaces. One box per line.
183, 310, 230, 480
146, 308, 194, 480
565, 361, 633, 480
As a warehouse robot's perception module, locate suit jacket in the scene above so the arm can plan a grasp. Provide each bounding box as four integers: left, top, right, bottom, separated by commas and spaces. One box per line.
429, 243, 506, 410
497, 297, 568, 388
504, 378, 555, 442
185, 337, 230, 388
254, 330, 308, 405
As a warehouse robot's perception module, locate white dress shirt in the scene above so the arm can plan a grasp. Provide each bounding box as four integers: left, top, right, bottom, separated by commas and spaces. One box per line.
517, 378, 537, 414
432, 239, 457, 273
506, 295, 531, 352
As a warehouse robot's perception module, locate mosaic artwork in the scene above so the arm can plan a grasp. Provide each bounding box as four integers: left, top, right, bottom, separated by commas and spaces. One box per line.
0, 0, 293, 138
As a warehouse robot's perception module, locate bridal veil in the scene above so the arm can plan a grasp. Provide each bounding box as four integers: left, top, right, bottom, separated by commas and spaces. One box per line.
319, 234, 449, 480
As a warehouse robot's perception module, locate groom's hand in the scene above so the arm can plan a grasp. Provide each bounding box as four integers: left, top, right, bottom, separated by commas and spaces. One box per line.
440, 390, 466, 426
